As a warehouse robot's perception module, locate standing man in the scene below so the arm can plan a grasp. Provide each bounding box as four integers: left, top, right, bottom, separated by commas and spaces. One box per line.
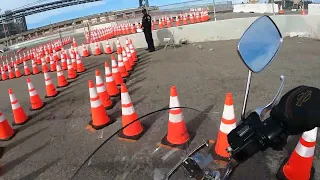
141, 8, 155, 52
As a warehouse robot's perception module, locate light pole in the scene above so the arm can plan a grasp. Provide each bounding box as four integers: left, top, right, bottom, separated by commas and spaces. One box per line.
271, 0, 276, 16
212, 0, 217, 21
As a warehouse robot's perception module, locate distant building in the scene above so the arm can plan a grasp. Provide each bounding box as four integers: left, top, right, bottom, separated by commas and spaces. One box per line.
0, 10, 27, 39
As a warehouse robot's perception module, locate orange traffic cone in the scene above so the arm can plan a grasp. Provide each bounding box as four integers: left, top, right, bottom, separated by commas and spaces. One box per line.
183, 16, 188, 25
116, 39, 122, 54
104, 62, 120, 97
176, 16, 180, 26
95, 69, 113, 109
82, 43, 89, 57
8, 65, 15, 79
32, 59, 40, 75
41, 60, 49, 73
67, 58, 78, 79
158, 21, 163, 29
23, 61, 31, 76
45, 54, 50, 63
88, 80, 113, 129
76, 53, 85, 73
56, 64, 69, 88
279, 5, 284, 14
302, 5, 307, 15
94, 42, 102, 56
73, 37, 77, 47
0, 112, 16, 141
125, 46, 135, 69
129, 43, 137, 62
117, 54, 129, 78
8, 88, 29, 125
111, 55, 124, 85
71, 57, 77, 70
27, 78, 45, 110
1, 67, 7, 80
44, 72, 59, 98
214, 93, 236, 158
122, 47, 132, 72
276, 127, 317, 180
105, 41, 112, 54
118, 83, 145, 140
14, 63, 22, 78
161, 86, 190, 149
50, 58, 57, 72
53, 52, 59, 62
61, 56, 68, 70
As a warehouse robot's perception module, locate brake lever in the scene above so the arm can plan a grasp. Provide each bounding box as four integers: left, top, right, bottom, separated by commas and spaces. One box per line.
255, 75, 285, 121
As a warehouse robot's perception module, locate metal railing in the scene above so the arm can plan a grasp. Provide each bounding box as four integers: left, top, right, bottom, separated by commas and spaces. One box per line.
153, 0, 233, 14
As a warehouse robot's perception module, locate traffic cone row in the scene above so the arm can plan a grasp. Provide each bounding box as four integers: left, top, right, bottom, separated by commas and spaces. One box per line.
0, 37, 72, 73
0, 37, 75, 81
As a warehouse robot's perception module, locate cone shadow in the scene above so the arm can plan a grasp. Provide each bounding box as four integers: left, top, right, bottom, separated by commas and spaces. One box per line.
187, 104, 215, 133
127, 77, 146, 88
19, 158, 60, 180
6, 126, 49, 152
0, 142, 49, 175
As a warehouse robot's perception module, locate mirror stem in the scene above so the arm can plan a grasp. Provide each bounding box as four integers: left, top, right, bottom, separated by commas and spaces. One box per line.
241, 70, 252, 120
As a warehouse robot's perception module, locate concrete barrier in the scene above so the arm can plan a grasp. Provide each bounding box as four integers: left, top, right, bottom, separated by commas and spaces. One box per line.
308, 4, 320, 15
9, 30, 77, 50
233, 4, 279, 13
72, 15, 318, 55
13, 14, 320, 55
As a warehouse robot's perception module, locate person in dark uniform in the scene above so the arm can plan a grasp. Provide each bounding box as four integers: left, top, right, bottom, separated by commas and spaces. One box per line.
141, 8, 155, 52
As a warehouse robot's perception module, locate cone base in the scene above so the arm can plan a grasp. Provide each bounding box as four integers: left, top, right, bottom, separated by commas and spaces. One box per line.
32, 72, 40, 75
116, 79, 127, 86
110, 91, 120, 98
208, 142, 230, 163
29, 102, 46, 111
67, 74, 78, 80
45, 91, 60, 98
89, 119, 114, 130
105, 100, 115, 110
77, 70, 86, 74
276, 157, 315, 180
12, 116, 30, 126
160, 131, 195, 150
0, 129, 18, 141
121, 73, 129, 78
118, 124, 146, 141
23, 73, 31, 76
57, 82, 69, 88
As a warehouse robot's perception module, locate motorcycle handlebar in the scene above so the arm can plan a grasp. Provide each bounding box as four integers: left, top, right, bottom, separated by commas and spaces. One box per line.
227, 112, 289, 163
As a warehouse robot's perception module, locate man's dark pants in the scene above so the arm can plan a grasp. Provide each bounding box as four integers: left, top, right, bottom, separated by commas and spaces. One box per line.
144, 29, 155, 51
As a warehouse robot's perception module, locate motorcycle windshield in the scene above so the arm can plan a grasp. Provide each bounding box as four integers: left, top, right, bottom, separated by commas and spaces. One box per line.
73, 107, 228, 180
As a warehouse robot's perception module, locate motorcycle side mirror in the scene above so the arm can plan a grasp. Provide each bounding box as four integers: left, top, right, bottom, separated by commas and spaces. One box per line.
238, 15, 282, 73
237, 16, 283, 120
